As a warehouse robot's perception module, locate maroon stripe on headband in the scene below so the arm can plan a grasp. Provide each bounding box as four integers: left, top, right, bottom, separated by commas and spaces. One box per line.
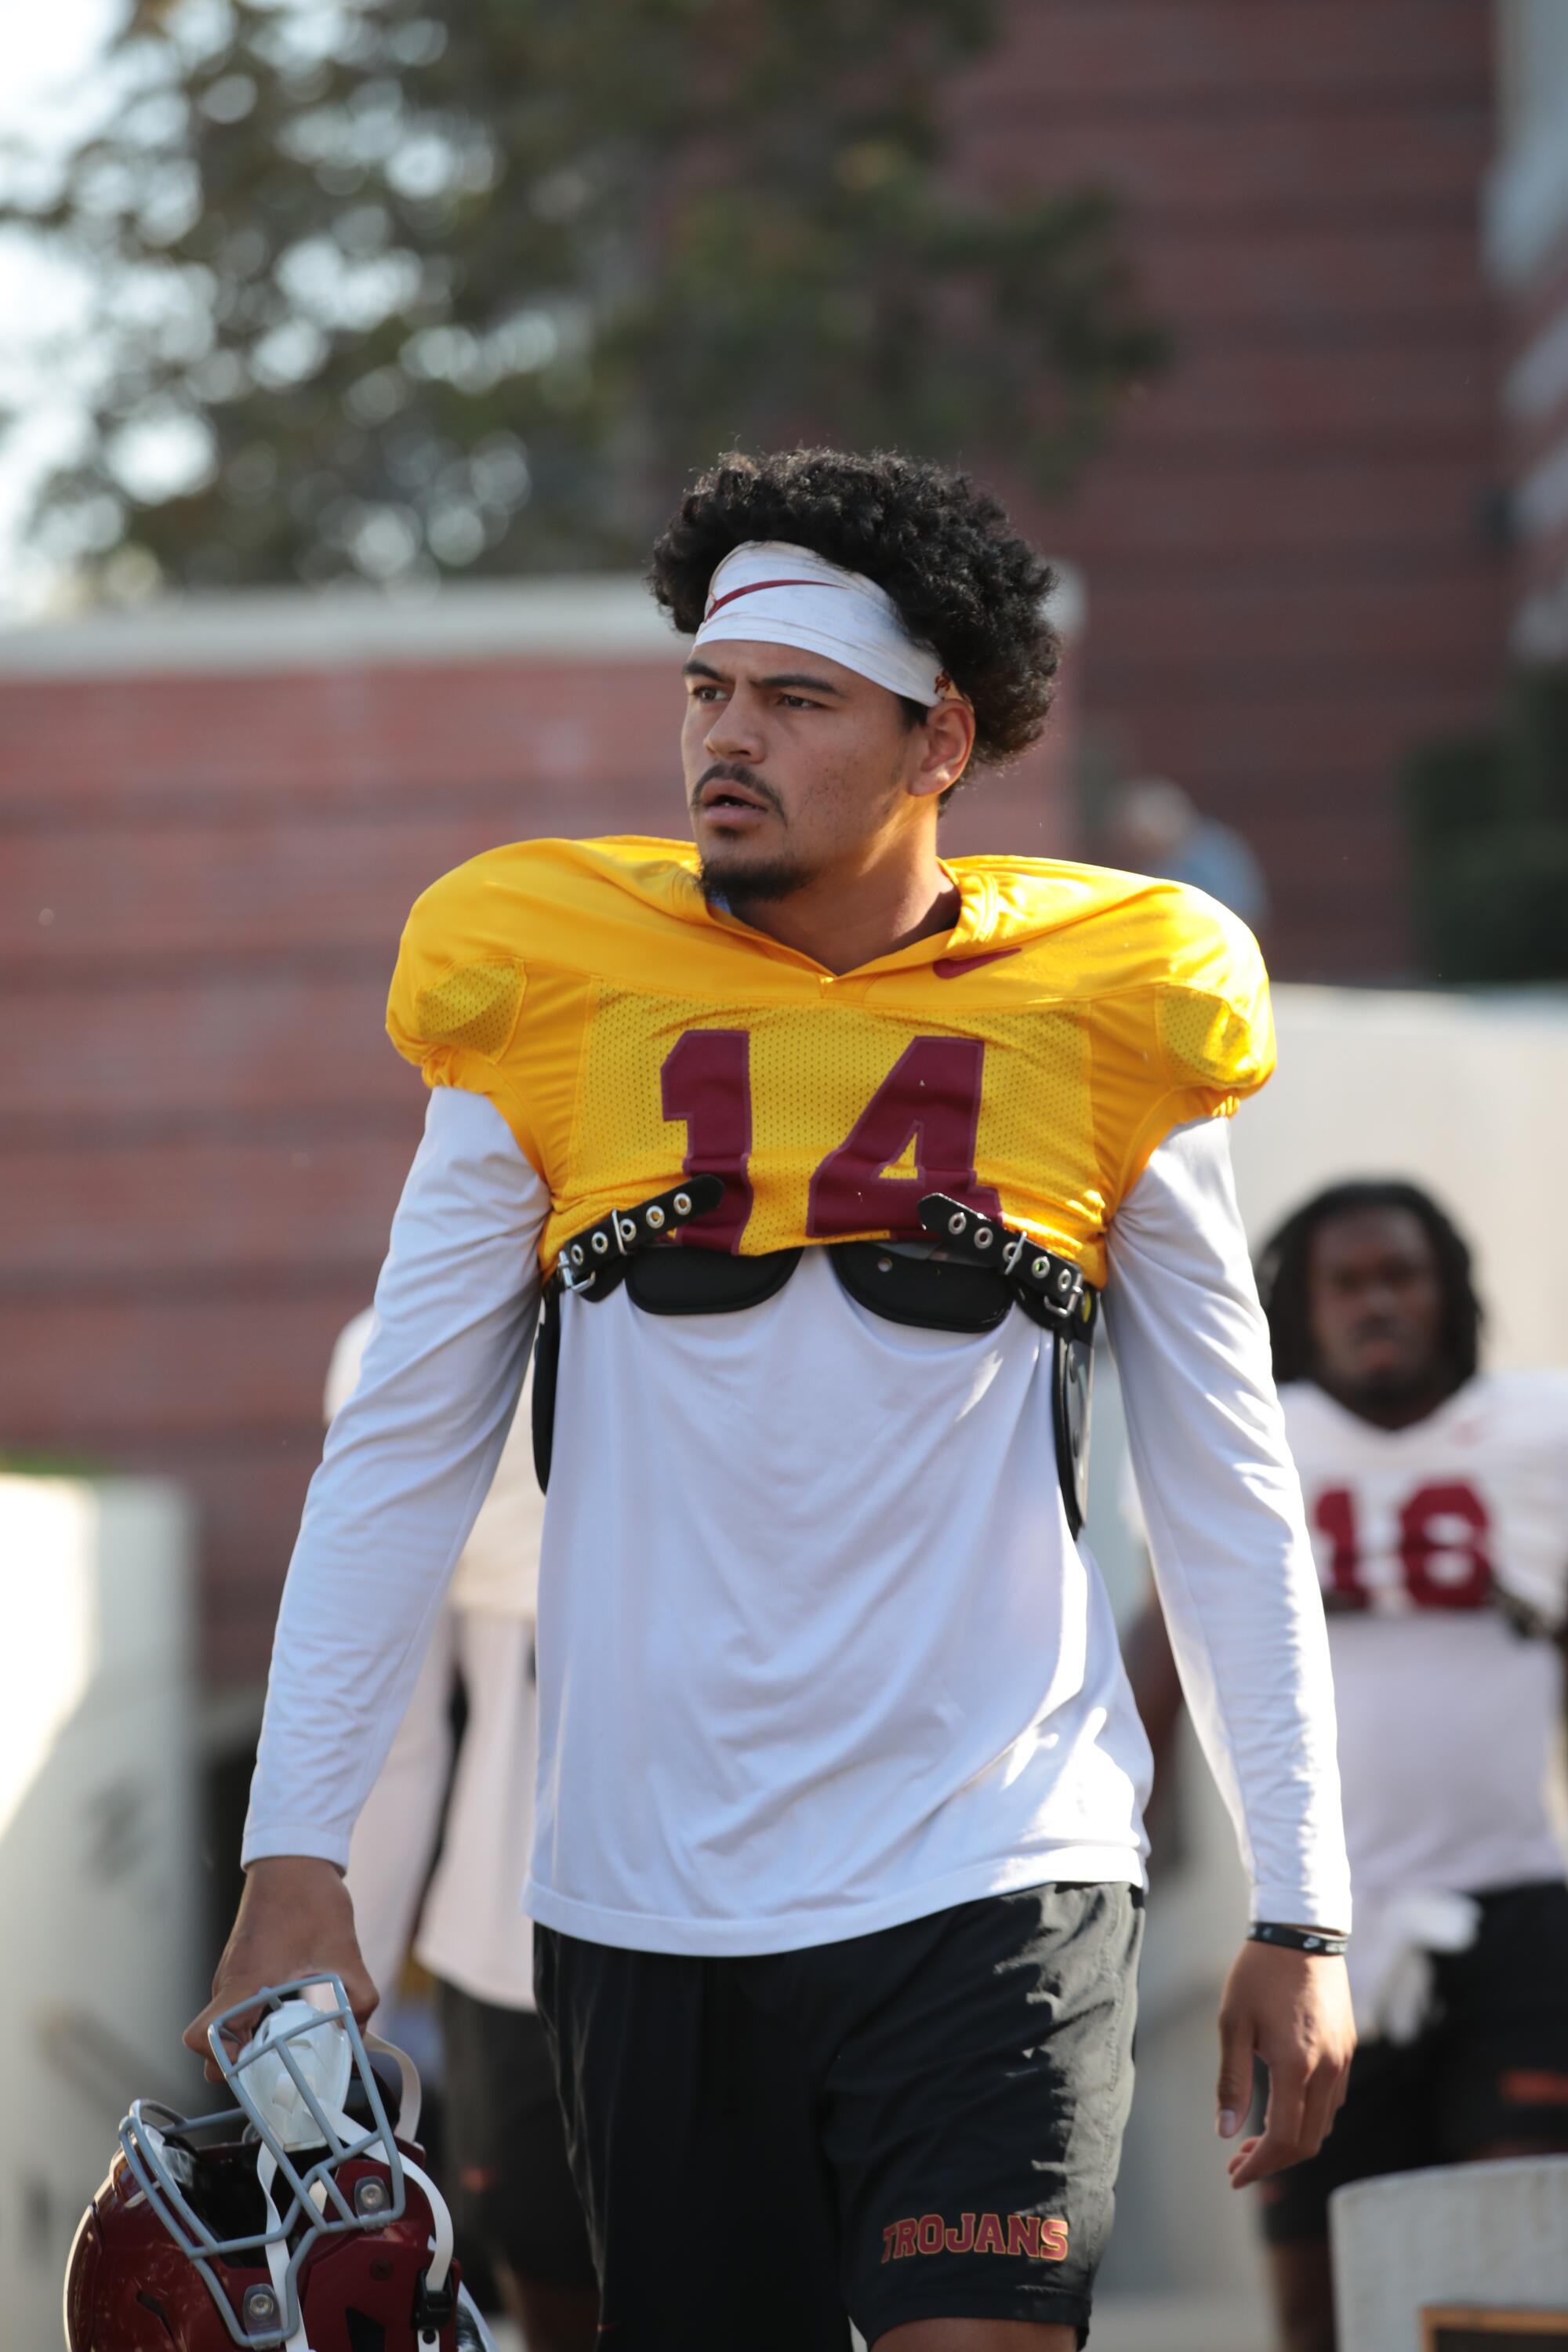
703, 576, 846, 619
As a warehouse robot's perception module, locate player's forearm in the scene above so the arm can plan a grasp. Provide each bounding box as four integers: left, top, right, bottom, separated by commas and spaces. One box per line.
1106, 1119, 1352, 1930
1151, 1513, 1348, 1929
245, 1088, 545, 1867
244, 1389, 521, 1867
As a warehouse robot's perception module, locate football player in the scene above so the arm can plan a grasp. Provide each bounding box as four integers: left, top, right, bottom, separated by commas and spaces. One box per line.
191, 448, 1353, 2352
1125, 1178, 1568, 2352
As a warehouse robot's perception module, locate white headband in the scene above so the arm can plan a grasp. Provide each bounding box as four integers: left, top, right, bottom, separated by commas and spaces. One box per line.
692, 540, 966, 708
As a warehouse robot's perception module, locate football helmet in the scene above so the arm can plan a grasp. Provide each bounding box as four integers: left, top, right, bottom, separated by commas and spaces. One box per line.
64, 1973, 496, 2352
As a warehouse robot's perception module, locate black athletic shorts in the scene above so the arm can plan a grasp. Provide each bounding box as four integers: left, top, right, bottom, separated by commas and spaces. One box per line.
535, 1882, 1143, 2349
1258, 1879, 1568, 2246
437, 1980, 597, 2290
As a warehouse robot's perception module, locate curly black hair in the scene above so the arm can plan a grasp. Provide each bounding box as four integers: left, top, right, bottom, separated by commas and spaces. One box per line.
648, 448, 1058, 775
1257, 1178, 1484, 1390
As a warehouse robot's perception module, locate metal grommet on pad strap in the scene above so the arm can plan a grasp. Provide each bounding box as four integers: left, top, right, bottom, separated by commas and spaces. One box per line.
916, 1193, 1098, 1341
556, 1174, 728, 1297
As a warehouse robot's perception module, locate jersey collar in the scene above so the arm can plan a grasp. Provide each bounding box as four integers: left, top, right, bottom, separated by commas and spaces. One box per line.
662, 851, 1004, 979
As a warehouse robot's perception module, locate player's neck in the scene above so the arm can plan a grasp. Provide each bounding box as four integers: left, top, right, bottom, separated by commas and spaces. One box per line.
728, 843, 960, 975
1316, 1370, 1465, 1431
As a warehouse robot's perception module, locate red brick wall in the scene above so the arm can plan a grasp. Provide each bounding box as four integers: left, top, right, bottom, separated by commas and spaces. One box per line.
965, 0, 1508, 976
2, 637, 1074, 1684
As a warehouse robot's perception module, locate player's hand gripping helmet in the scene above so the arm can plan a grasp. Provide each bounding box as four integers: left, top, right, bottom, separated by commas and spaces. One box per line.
64, 1973, 496, 2352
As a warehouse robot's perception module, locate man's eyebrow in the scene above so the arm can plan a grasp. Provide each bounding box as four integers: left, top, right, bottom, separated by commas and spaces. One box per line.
681, 656, 846, 696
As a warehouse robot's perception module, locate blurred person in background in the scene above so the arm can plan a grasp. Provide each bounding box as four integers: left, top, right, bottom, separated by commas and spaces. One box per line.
328, 1316, 598, 2352
1125, 1180, 1568, 2352
1104, 775, 1269, 931
193, 448, 1352, 2352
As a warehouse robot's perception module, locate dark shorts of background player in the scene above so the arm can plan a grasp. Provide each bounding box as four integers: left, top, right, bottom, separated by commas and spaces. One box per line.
437, 1980, 597, 2290
535, 1882, 1143, 2351
1258, 1878, 1568, 2246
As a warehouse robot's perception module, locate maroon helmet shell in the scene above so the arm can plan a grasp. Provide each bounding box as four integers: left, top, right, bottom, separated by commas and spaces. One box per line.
64, 2140, 463, 2351
64, 1977, 483, 2352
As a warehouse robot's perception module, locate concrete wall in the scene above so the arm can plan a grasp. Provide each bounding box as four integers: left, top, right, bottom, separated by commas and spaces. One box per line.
1333, 2155, 1568, 2349
0, 1475, 202, 2345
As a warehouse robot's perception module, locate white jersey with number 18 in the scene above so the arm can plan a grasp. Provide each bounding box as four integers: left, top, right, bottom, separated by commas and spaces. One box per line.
1281, 1370, 1568, 1911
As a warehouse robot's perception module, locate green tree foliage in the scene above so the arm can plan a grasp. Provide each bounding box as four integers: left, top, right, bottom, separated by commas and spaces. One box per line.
4, 0, 1165, 591
1403, 670, 1568, 982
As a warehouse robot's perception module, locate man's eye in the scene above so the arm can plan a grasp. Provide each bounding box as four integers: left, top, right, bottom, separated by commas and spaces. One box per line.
780, 694, 818, 709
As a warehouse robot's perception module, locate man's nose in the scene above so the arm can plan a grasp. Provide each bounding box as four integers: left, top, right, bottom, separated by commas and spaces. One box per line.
706, 685, 766, 760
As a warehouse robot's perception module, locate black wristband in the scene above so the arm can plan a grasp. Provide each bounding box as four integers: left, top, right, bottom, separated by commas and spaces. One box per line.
1249, 1922, 1348, 1957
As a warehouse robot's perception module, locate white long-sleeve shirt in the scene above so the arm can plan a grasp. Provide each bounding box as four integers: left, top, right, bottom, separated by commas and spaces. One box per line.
245, 1087, 1350, 1946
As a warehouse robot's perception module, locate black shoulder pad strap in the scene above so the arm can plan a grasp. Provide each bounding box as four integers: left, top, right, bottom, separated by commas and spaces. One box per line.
532, 1285, 561, 1494
917, 1192, 1098, 1539
535, 1174, 727, 1489
917, 1194, 1098, 1338
535, 1176, 775, 1491
556, 1174, 728, 1299
1052, 1326, 1093, 1541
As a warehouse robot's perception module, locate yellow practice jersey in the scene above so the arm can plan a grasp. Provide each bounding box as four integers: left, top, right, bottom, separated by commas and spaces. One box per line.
386, 836, 1275, 1290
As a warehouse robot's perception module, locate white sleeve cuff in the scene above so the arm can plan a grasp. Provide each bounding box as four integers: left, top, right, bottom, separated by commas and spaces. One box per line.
1251, 1883, 1354, 1936
241, 1826, 353, 1872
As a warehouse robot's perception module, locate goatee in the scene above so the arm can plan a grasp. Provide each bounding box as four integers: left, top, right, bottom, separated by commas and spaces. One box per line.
699, 855, 814, 908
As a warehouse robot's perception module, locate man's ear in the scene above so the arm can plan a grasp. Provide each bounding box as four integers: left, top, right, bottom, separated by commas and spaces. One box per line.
906, 699, 977, 802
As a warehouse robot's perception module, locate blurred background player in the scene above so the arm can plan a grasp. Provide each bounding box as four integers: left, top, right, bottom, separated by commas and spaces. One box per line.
1126, 1178, 1568, 2352
1102, 775, 1269, 932
327, 1313, 598, 2352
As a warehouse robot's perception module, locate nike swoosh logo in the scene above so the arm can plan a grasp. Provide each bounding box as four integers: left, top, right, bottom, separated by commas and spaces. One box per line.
931, 948, 1022, 979
703, 575, 842, 618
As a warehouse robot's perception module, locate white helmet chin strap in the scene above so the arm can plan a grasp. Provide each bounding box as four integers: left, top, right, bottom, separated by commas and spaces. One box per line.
241, 2009, 454, 2352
